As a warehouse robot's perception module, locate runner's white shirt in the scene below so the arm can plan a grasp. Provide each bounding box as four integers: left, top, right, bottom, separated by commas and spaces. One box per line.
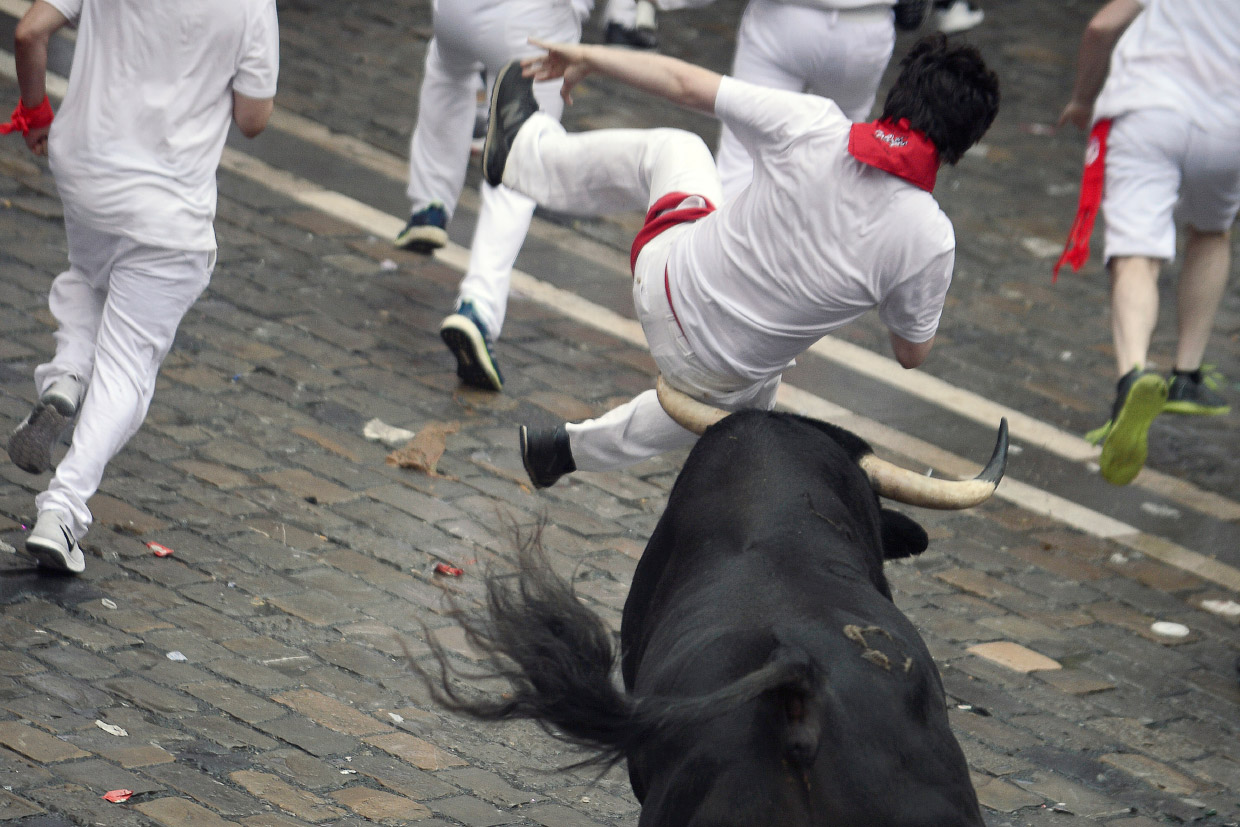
1094, 0, 1240, 131
668, 76, 954, 384
45, 0, 279, 251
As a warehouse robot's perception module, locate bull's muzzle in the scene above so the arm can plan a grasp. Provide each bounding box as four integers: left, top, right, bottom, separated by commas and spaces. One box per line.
656, 375, 1008, 510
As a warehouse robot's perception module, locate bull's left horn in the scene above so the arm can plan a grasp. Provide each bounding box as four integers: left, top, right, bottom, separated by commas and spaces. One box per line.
656, 375, 729, 434
859, 418, 1008, 510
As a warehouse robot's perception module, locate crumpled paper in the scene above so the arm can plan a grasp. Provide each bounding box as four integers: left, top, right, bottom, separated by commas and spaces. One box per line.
363, 418, 417, 447
386, 421, 459, 476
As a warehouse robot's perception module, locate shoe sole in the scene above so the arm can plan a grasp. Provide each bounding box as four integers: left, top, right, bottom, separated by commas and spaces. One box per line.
1099, 374, 1167, 486
518, 425, 545, 489
440, 315, 503, 391
26, 536, 85, 574
482, 61, 522, 188
7, 404, 71, 474
1163, 400, 1230, 416
394, 225, 447, 253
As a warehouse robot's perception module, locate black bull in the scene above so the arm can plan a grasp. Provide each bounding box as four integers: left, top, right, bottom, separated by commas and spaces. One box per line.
425, 411, 998, 826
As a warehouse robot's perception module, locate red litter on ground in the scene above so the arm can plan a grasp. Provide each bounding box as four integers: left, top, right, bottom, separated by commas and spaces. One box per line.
146, 542, 174, 557
102, 789, 134, 803
434, 563, 463, 577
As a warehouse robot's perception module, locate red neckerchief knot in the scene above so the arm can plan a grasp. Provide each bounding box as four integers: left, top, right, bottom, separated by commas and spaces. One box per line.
847, 117, 939, 192
0, 96, 54, 136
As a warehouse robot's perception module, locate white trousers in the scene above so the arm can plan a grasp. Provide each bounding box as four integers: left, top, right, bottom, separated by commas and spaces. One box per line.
406, 0, 579, 337
35, 219, 212, 539
716, 0, 894, 200
504, 114, 781, 470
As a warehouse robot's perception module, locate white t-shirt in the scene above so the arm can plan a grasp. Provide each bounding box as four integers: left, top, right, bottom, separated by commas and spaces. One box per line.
1094, 0, 1240, 131
46, 0, 279, 251
668, 77, 954, 384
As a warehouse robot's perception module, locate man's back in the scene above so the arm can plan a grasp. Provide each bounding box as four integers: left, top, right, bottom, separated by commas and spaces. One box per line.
47, 0, 279, 250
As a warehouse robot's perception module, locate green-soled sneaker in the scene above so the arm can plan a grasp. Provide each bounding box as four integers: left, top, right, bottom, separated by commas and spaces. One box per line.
1098, 369, 1168, 486
1164, 368, 1230, 416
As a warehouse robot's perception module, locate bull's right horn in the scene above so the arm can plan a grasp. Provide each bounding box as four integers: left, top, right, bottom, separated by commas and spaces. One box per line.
859, 419, 1008, 510
656, 375, 728, 434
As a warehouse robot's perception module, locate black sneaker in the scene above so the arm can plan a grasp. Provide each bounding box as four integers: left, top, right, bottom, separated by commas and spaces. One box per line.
1096, 368, 1168, 486
1164, 368, 1230, 416
482, 60, 540, 188
394, 202, 448, 252
893, 0, 929, 31
440, 300, 504, 391
603, 21, 659, 50
7, 375, 84, 474
520, 423, 575, 489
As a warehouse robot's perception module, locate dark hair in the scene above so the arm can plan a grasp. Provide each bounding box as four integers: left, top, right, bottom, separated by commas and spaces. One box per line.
880, 34, 1000, 165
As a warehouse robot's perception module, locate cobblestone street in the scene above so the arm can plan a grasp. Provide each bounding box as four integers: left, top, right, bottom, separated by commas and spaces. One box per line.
1, 1, 1238, 825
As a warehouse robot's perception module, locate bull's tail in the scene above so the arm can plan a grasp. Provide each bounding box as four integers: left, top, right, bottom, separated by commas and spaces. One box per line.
416, 532, 821, 770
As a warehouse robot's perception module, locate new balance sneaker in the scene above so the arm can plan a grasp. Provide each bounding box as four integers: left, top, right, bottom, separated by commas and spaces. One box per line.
26, 509, 85, 574
520, 423, 575, 489
482, 60, 540, 188
1164, 368, 1230, 416
7, 375, 84, 474
394, 202, 448, 253
440, 301, 504, 391
1096, 368, 1168, 486
933, 0, 984, 33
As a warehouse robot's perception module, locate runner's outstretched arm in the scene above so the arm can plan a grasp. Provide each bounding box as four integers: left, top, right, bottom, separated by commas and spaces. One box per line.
523, 38, 721, 115
1057, 0, 1141, 129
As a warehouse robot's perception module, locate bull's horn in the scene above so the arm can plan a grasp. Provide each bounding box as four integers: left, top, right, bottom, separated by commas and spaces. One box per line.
859, 418, 1008, 510
657, 375, 1008, 510
656, 375, 728, 434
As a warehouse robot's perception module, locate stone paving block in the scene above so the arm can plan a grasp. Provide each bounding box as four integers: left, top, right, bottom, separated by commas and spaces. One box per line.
257, 749, 347, 791
103, 677, 202, 718
363, 733, 467, 771
136, 796, 237, 827
252, 716, 361, 758
265, 591, 366, 626
173, 459, 254, 490
23, 783, 153, 827
1034, 669, 1115, 696
87, 493, 169, 534
971, 772, 1044, 813
260, 468, 358, 505
0, 649, 44, 677
431, 794, 517, 826
1098, 753, 1202, 796
229, 770, 347, 822
0, 745, 56, 789
364, 483, 467, 525
184, 681, 286, 725
0, 722, 90, 763
37, 615, 143, 652
145, 762, 262, 816
333, 786, 433, 821
181, 716, 279, 752
520, 802, 609, 827
1012, 771, 1135, 819
51, 758, 163, 795
345, 753, 460, 801
103, 744, 176, 769
272, 689, 395, 737
968, 641, 1062, 674
0, 788, 43, 820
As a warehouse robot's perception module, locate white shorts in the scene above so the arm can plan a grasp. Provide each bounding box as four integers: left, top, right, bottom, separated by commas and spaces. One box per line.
1102, 108, 1240, 262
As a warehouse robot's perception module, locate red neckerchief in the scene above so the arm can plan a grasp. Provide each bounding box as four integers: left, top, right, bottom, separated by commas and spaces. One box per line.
847, 118, 939, 192
629, 191, 717, 273
0, 95, 54, 136
1053, 118, 1111, 282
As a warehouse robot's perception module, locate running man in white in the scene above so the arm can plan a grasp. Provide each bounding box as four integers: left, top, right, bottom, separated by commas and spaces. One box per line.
476, 36, 999, 488
395, 0, 585, 392
5, 0, 278, 573
1056, 0, 1239, 486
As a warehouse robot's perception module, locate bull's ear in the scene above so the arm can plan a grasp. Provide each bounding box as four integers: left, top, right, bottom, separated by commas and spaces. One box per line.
880, 508, 929, 559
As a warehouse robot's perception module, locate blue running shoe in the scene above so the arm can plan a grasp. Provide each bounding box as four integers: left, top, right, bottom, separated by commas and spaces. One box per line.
440, 301, 504, 391
394, 202, 448, 253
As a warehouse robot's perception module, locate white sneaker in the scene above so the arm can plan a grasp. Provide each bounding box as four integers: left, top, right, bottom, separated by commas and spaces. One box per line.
27, 510, 86, 574
935, 0, 983, 33
42, 374, 86, 415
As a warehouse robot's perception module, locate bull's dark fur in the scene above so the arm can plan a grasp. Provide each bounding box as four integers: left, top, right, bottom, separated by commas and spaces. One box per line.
425, 411, 984, 826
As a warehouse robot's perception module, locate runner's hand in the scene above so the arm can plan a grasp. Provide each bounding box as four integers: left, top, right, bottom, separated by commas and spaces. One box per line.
524, 38, 591, 106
